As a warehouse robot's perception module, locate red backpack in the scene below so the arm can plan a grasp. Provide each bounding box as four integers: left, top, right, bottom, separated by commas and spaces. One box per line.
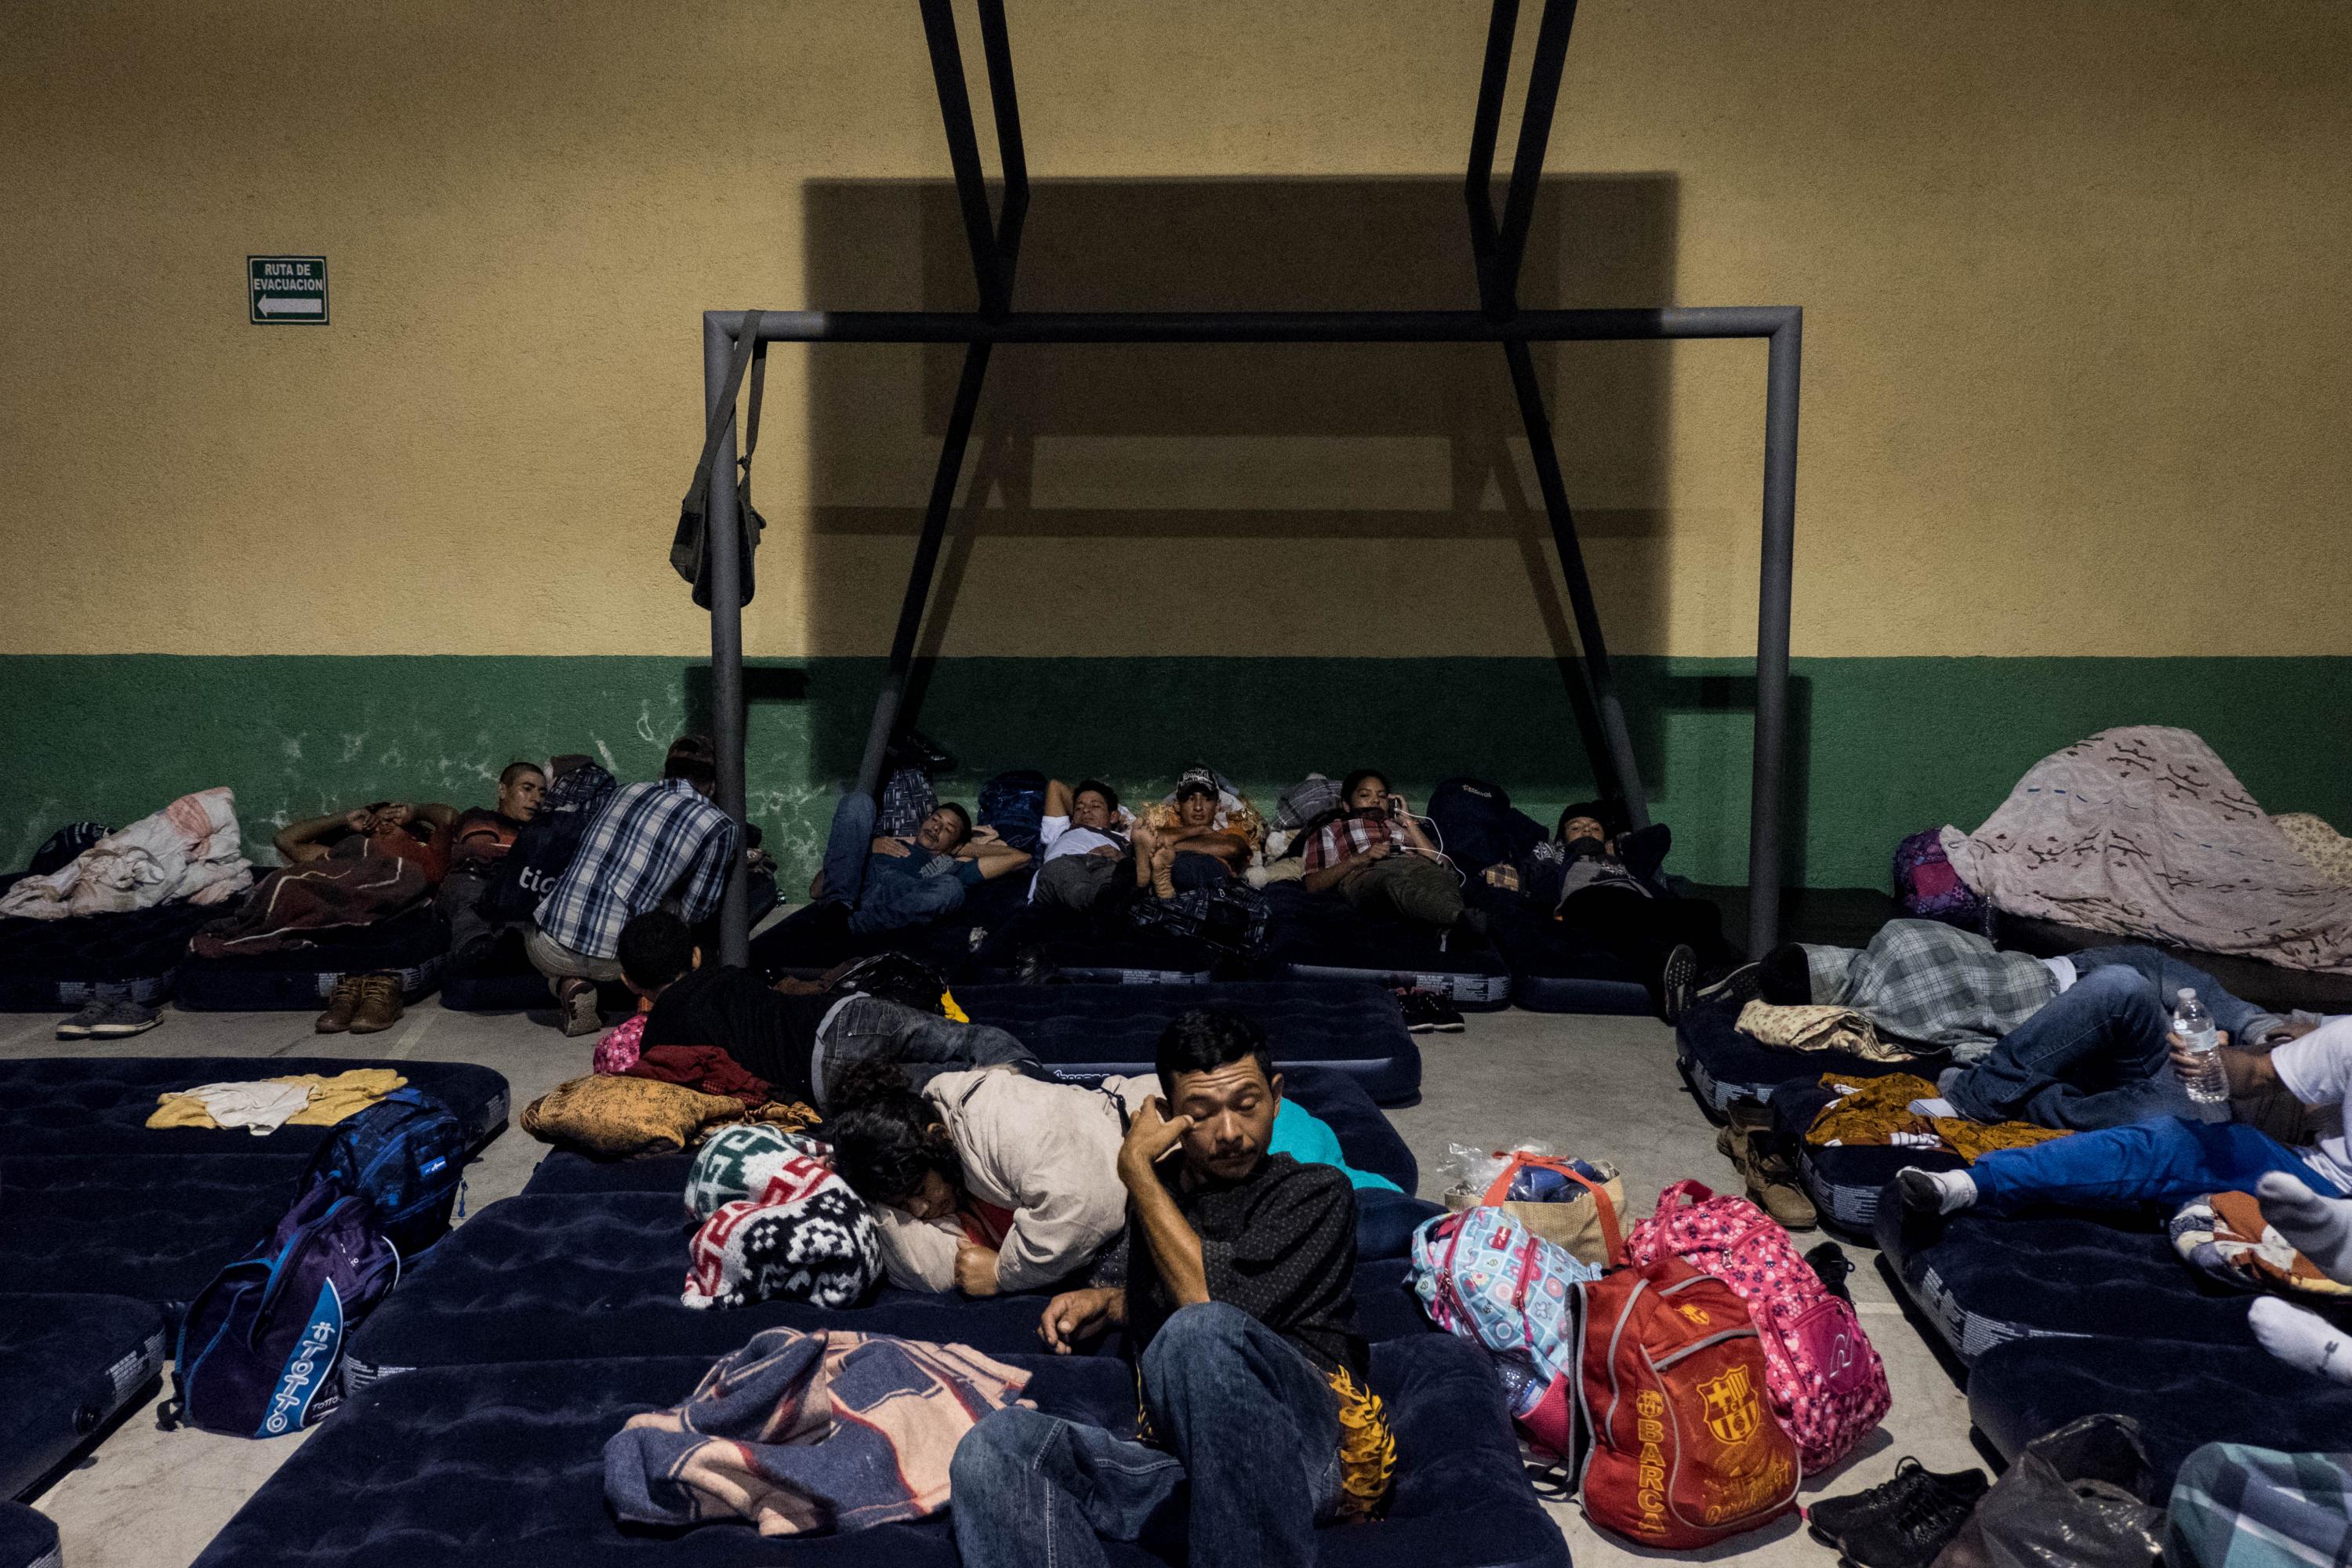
1627, 1180, 1890, 1472
1574, 1254, 1800, 1548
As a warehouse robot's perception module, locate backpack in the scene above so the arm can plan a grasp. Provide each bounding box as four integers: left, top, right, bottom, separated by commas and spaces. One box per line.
1892, 826, 1990, 931
162, 1186, 400, 1437
302, 1089, 468, 1258
1626, 1180, 1889, 1472
1127, 880, 1270, 956
1574, 1254, 1802, 1548
1409, 1207, 1601, 1454
977, 769, 1049, 853
1426, 778, 1545, 877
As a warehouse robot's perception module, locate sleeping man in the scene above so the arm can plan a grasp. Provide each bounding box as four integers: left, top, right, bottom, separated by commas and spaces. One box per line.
804, 794, 1031, 938
1027, 777, 1133, 914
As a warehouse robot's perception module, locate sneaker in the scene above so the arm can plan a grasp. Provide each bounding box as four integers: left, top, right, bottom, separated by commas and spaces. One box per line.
315, 975, 364, 1034
56, 1000, 109, 1040
88, 1000, 162, 1039
348, 975, 404, 1035
1694, 960, 1763, 1009
1717, 1098, 1817, 1229
1827, 1458, 1991, 1567
1807, 1458, 1989, 1555
1397, 991, 1465, 1033
557, 978, 603, 1038
1661, 943, 1700, 1023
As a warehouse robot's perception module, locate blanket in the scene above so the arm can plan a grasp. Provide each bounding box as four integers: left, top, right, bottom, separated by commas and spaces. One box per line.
187, 855, 428, 958
1942, 727, 2352, 975
1736, 1000, 1922, 1063
1804, 1072, 2073, 1161
626, 1044, 772, 1105
682, 1156, 881, 1310
147, 1069, 408, 1134
604, 1329, 1032, 1536
0, 788, 253, 920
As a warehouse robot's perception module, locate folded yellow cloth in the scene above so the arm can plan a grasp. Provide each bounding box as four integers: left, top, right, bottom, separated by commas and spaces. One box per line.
147, 1069, 408, 1131
1803, 1072, 2072, 1160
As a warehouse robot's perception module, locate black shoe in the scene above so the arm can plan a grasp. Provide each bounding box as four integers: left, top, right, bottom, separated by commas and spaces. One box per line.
1694, 960, 1763, 1009
1661, 943, 1700, 1023
1397, 991, 1465, 1034
1804, 1240, 1854, 1302
1818, 1458, 1990, 1567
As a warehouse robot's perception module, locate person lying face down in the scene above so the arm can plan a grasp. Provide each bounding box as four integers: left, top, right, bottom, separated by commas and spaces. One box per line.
947, 1008, 1394, 1563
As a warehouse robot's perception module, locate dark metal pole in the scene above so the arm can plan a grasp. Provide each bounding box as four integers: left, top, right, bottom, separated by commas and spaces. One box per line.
852, 342, 996, 799
1493, 0, 1580, 306
975, 0, 1029, 287
1746, 311, 1802, 956
1463, 0, 1519, 304
702, 314, 750, 967
1503, 339, 1650, 828
916, 0, 1007, 312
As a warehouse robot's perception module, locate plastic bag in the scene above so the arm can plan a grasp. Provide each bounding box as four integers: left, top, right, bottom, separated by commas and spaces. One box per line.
1933, 1414, 2164, 1568
1441, 1140, 1557, 1207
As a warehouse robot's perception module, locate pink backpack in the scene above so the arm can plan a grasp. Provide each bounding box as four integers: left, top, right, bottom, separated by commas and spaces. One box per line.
1626, 1180, 1889, 1471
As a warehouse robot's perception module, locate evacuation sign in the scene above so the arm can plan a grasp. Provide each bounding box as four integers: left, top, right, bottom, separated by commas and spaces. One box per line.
249, 256, 328, 324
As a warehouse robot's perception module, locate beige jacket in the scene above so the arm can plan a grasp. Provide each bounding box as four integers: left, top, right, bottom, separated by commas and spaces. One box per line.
873, 1068, 1156, 1294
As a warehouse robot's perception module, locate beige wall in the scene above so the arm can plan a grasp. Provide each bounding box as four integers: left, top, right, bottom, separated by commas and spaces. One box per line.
5, 0, 2347, 660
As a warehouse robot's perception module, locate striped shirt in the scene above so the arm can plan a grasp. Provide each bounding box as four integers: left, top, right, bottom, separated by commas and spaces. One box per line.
533, 779, 738, 960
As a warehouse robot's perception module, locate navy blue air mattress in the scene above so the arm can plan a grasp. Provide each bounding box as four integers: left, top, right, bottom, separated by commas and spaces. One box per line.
1873, 1200, 2352, 1363
961, 979, 1423, 1105
0, 1504, 60, 1568
1969, 1334, 2352, 1492
1259, 883, 1513, 1007
1487, 906, 1654, 1015
1675, 999, 1920, 1118
0, 1055, 510, 1158
344, 1192, 1431, 1384
1771, 1083, 1963, 1236
527, 1063, 1419, 1199
195, 1335, 1569, 1568
748, 875, 1036, 982
0, 1293, 166, 1501
0, 902, 218, 1011
174, 908, 450, 1011
0, 1154, 307, 1318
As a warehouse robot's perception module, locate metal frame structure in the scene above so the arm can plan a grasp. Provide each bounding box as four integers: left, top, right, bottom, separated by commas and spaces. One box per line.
696, 0, 1800, 967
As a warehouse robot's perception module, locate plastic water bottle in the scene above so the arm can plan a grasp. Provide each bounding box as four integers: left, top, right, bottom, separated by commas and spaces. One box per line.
2172, 989, 2228, 1105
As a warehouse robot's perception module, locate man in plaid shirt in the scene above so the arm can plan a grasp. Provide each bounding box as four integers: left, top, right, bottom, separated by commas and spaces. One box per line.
1778, 918, 2296, 1129
528, 739, 738, 1037
1301, 770, 1480, 935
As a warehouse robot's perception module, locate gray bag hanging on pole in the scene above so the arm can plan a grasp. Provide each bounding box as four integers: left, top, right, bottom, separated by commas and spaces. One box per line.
670, 309, 768, 609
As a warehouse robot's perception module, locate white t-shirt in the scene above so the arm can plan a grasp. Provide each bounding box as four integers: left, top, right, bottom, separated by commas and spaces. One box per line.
1030, 814, 1127, 895
2041, 956, 2078, 993
2268, 1016, 2352, 1195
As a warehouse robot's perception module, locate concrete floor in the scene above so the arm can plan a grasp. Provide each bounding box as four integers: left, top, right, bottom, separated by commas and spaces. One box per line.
11, 998, 1984, 1568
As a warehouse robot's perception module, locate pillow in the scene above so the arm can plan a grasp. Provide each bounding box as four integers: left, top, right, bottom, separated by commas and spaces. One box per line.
2171, 1189, 2352, 1298
687, 1123, 835, 1220
520, 1074, 744, 1160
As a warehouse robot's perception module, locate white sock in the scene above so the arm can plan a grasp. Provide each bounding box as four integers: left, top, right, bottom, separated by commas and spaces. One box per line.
1897, 1167, 1977, 1214
2259, 1171, 2352, 1286
1907, 1098, 1958, 1120
2249, 1297, 2352, 1386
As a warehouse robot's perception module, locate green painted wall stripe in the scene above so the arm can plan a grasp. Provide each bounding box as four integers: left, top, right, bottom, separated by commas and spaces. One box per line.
4, 655, 2344, 891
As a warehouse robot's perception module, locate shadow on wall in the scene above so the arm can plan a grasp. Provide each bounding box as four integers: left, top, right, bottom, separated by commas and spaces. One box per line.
789, 175, 1766, 796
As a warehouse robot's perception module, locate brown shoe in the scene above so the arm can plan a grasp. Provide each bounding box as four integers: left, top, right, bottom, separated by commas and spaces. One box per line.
315, 975, 363, 1033
348, 974, 404, 1035
1719, 1099, 1818, 1230
557, 978, 603, 1038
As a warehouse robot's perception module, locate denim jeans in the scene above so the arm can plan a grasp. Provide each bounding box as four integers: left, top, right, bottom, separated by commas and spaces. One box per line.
1969, 1116, 2344, 1214
818, 791, 968, 935
811, 994, 1040, 1112
950, 1302, 1343, 1568
2067, 944, 2272, 1041
1945, 964, 2197, 1128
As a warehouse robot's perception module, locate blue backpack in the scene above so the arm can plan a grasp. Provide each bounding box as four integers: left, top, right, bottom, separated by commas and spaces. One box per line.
977, 769, 1049, 853
302, 1088, 467, 1257
162, 1185, 400, 1437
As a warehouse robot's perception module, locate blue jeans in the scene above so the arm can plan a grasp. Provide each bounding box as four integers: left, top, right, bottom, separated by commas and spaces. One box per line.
2067, 944, 2270, 1040
950, 1302, 1343, 1568
818, 792, 967, 935
1946, 964, 2197, 1129
811, 994, 1040, 1112
1969, 1116, 2345, 1214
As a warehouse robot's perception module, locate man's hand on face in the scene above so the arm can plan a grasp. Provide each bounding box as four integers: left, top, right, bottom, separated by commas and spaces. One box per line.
1038, 1286, 1123, 1354
1117, 1097, 1195, 1186
342, 809, 373, 833
375, 804, 415, 830
954, 1243, 1000, 1298
870, 836, 913, 858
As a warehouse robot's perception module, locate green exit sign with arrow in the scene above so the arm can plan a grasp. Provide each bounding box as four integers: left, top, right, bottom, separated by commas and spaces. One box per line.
249, 256, 328, 324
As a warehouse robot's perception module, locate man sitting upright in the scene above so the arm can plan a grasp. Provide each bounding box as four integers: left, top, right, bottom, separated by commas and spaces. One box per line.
437, 760, 546, 966
950, 1007, 1392, 1566
528, 738, 737, 1037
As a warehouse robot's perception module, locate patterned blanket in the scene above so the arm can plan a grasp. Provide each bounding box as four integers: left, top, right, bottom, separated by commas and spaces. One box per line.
1942, 727, 2352, 975
604, 1329, 1032, 1537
